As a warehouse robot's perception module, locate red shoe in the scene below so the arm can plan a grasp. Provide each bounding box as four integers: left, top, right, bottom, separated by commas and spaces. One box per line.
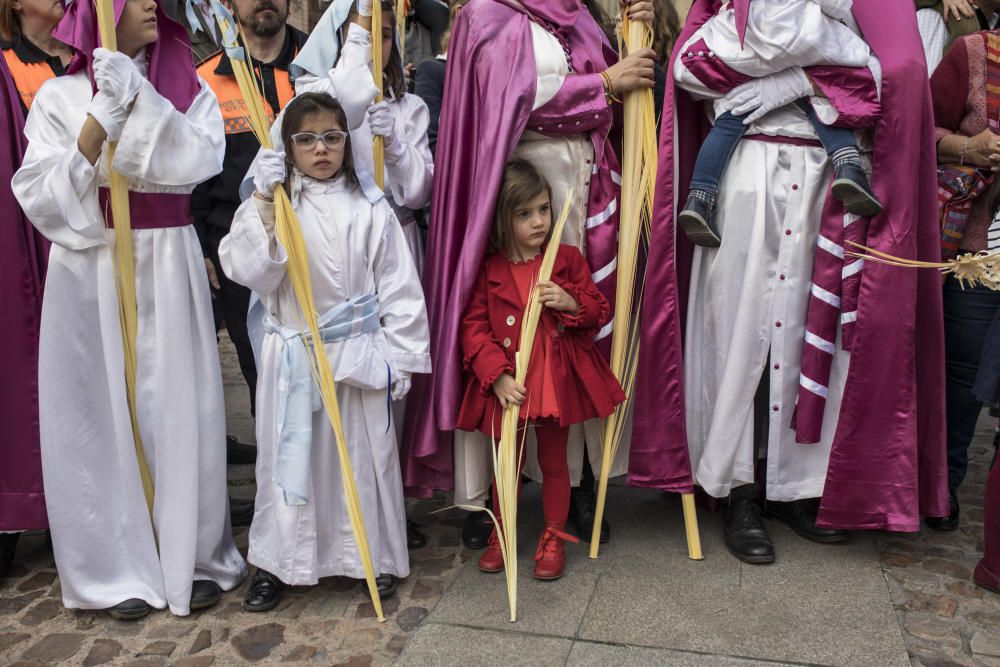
533, 523, 579, 581
478, 527, 505, 573
974, 559, 1000, 595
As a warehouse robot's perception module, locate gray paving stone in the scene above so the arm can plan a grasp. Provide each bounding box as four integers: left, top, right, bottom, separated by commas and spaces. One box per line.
566, 641, 790, 666
397, 623, 573, 666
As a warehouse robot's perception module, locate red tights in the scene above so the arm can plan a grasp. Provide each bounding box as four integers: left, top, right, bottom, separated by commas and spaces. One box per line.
491, 421, 570, 527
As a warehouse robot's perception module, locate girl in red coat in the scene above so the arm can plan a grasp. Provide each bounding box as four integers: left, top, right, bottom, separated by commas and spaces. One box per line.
456, 159, 625, 580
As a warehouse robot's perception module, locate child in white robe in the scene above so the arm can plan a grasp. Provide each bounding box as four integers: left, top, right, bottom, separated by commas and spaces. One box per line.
219, 91, 430, 611
11, 0, 247, 620
676, 0, 883, 247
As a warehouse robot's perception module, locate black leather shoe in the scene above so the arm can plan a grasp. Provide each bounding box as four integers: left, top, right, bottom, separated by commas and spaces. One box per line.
568, 486, 610, 544
230, 497, 255, 527
832, 163, 883, 218
0, 532, 19, 578
407, 519, 427, 549
763, 499, 849, 544
724, 486, 775, 564
227, 435, 257, 465
190, 580, 222, 610
364, 573, 399, 600
925, 489, 960, 531
244, 569, 285, 612
678, 192, 721, 247
462, 510, 494, 550
108, 598, 151, 620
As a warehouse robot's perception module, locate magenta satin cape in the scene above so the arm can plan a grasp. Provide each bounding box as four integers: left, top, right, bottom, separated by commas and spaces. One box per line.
54, 0, 199, 112
401, 0, 696, 496
637, 0, 949, 530
0, 54, 49, 531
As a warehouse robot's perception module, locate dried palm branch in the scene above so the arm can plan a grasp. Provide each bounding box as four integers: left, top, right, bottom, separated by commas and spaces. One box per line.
371, 7, 385, 189
492, 193, 573, 622
212, 0, 386, 621
589, 11, 702, 560
846, 241, 1000, 290
94, 0, 155, 525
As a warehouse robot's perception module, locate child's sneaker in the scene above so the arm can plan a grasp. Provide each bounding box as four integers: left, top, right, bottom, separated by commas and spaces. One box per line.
678, 191, 722, 247
831, 162, 883, 218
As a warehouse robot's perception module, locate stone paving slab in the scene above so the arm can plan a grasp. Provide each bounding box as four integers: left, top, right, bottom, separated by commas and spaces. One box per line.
397, 623, 574, 666
564, 641, 800, 666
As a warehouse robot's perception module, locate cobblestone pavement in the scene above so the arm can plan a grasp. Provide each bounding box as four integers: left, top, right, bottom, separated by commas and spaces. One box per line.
1, 333, 999, 665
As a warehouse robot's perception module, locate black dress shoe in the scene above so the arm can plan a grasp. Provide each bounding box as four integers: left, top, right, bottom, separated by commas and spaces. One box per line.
724, 485, 775, 564
244, 569, 285, 612
0, 532, 20, 578
227, 435, 257, 465
763, 499, 849, 544
832, 163, 883, 218
108, 598, 151, 620
568, 486, 610, 544
462, 510, 494, 550
407, 519, 427, 549
678, 192, 721, 247
190, 580, 222, 610
925, 489, 960, 531
363, 573, 399, 600
230, 497, 255, 527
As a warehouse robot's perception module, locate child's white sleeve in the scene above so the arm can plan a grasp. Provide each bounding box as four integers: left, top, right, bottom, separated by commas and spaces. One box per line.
218, 196, 288, 295
294, 23, 379, 131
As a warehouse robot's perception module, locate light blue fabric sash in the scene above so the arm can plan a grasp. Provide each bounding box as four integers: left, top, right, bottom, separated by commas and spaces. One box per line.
257, 294, 383, 506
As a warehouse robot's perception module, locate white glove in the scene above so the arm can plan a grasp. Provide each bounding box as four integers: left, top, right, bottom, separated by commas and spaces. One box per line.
367, 101, 403, 159
88, 89, 129, 142
92, 47, 146, 107
391, 370, 411, 402
254, 149, 287, 196
357, 0, 374, 17
718, 67, 813, 125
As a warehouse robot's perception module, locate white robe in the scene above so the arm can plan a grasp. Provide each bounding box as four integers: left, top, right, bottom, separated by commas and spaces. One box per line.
218, 175, 430, 585
295, 23, 434, 272
12, 70, 247, 615
674, 24, 880, 501
452, 23, 629, 507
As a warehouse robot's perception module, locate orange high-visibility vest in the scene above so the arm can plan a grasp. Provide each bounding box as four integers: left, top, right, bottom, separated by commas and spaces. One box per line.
198, 52, 296, 135
3, 48, 60, 112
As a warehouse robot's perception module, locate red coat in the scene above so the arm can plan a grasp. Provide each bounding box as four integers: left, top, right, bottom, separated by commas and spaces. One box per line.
455, 244, 626, 435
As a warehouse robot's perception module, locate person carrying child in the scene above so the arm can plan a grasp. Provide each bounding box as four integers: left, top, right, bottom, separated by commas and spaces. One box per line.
676, 0, 883, 247
219, 92, 431, 611
456, 159, 625, 581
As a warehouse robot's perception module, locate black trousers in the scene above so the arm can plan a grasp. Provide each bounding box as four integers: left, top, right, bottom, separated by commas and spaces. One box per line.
943, 275, 1000, 491
209, 230, 257, 416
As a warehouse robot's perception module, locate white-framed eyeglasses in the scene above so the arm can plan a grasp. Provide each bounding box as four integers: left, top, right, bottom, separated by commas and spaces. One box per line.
290, 130, 348, 150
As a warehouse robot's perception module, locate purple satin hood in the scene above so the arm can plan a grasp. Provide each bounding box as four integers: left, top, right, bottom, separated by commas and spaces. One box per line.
517, 0, 581, 26
54, 0, 200, 112
640, 0, 949, 530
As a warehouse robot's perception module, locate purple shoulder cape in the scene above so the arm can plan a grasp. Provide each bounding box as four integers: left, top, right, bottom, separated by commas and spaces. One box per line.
640, 0, 949, 530
0, 53, 49, 531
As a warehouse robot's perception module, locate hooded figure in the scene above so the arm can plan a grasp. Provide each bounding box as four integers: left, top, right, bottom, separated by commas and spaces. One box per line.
400, 0, 695, 533
12, 0, 246, 619
635, 0, 948, 562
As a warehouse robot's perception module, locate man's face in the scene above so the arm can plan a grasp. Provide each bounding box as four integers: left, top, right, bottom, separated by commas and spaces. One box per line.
229, 0, 288, 37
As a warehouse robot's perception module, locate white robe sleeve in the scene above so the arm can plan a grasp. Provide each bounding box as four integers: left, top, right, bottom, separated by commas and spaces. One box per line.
218, 196, 289, 296
384, 96, 433, 210
371, 200, 430, 374
12, 83, 106, 250
673, 32, 727, 101
294, 23, 378, 131
112, 78, 224, 186
917, 8, 949, 75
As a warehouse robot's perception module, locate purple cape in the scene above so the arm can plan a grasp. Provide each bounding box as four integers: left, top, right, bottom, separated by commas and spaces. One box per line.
638, 0, 949, 530
0, 53, 49, 531
401, 0, 695, 496
54, 0, 199, 112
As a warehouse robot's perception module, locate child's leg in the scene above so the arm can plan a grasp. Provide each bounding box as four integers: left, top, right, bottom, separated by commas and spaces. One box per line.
689, 111, 752, 198
534, 422, 571, 528
680, 110, 750, 247
795, 99, 882, 217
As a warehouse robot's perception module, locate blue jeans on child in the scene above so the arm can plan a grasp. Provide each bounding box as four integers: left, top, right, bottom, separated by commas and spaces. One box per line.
689, 99, 858, 195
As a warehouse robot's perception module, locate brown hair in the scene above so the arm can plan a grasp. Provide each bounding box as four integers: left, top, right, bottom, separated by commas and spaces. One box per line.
439, 0, 469, 55
652, 2, 681, 66
280, 92, 359, 187
347, 0, 406, 99
490, 159, 554, 259
0, 0, 20, 42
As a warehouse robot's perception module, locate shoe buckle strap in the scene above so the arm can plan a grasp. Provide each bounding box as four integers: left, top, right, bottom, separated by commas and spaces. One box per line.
534, 527, 580, 560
